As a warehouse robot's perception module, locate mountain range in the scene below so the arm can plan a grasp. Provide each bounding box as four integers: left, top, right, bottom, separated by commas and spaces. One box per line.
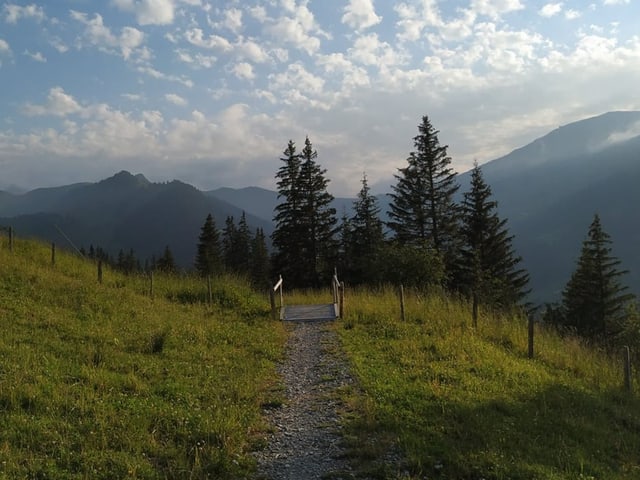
1, 111, 639, 304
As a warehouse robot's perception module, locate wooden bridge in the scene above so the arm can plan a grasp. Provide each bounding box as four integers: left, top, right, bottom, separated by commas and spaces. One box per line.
269, 273, 344, 321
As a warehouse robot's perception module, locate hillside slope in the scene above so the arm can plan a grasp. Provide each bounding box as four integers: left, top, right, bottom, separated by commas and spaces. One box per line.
0, 171, 273, 268
458, 111, 640, 302
0, 237, 285, 478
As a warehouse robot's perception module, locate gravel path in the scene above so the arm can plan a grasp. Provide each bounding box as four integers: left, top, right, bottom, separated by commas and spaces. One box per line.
253, 320, 355, 480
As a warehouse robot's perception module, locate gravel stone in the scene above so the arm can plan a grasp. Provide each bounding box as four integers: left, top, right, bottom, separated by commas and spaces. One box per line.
252, 320, 355, 480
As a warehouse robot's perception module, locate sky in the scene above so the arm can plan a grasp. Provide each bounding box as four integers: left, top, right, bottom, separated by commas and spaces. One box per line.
0, 0, 639, 196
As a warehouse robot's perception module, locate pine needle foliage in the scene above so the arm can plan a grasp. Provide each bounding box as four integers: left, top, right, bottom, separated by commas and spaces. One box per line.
388, 115, 460, 276
561, 214, 634, 341
195, 213, 222, 277
272, 137, 337, 288
459, 163, 529, 309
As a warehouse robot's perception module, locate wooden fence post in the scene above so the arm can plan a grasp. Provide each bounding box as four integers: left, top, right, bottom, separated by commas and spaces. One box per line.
149, 271, 154, 299
207, 276, 213, 305
339, 281, 345, 318
9, 226, 14, 252
51, 242, 56, 266
472, 292, 478, 329
624, 346, 632, 393
399, 284, 406, 322
528, 316, 534, 359
270, 288, 277, 321
97, 260, 103, 284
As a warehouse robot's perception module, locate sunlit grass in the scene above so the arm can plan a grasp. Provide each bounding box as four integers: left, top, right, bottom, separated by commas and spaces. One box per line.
0, 238, 287, 479
322, 285, 640, 479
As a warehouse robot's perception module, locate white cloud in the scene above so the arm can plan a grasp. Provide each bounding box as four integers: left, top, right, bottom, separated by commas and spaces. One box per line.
111, 0, 175, 26
70, 11, 146, 61
222, 8, 243, 33
0, 38, 11, 54
122, 93, 143, 101
165, 93, 187, 106
176, 50, 216, 68
470, 0, 524, 19
539, 3, 563, 17
236, 38, 270, 63
342, 0, 382, 31
3, 3, 45, 23
565, 9, 581, 19
138, 66, 194, 87
349, 33, 404, 68
185, 28, 232, 51
24, 50, 46, 62
49, 37, 69, 53
266, 3, 327, 55
231, 62, 255, 80
23, 87, 83, 117
603, 0, 629, 4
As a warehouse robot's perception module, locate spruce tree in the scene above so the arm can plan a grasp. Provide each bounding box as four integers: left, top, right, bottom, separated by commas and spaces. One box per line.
272, 140, 305, 285
297, 136, 338, 286
347, 173, 385, 285
272, 137, 337, 287
195, 213, 222, 277
459, 163, 529, 309
561, 214, 634, 340
388, 115, 460, 280
156, 245, 177, 273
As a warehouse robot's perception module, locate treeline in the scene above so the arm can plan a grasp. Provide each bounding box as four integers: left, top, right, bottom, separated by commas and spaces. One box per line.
272, 117, 528, 312
270, 114, 636, 351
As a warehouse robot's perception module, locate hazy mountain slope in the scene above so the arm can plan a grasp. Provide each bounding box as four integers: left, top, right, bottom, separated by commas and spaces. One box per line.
458, 111, 640, 303
207, 186, 358, 223
0, 171, 272, 267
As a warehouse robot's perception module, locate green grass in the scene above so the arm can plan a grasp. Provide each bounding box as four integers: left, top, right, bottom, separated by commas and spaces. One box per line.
333, 286, 640, 479
0, 238, 287, 479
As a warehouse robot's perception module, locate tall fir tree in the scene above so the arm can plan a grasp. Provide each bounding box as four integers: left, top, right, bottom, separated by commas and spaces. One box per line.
297, 136, 338, 286
156, 245, 177, 273
459, 163, 529, 310
222, 213, 251, 274
561, 214, 634, 341
272, 140, 305, 285
388, 115, 460, 282
346, 173, 386, 285
272, 137, 337, 287
195, 213, 222, 277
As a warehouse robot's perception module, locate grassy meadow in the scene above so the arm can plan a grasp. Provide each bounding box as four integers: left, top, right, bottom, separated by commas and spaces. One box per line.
334, 286, 640, 479
3, 235, 640, 480
0, 236, 286, 479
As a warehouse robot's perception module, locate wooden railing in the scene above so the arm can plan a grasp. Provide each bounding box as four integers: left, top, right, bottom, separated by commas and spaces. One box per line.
270, 275, 284, 321
332, 270, 345, 318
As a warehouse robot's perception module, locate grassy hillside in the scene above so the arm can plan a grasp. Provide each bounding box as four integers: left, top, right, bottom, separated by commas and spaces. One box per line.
0, 236, 286, 479
334, 287, 640, 479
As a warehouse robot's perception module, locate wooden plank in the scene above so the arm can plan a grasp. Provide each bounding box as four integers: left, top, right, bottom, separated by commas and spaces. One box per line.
282, 304, 338, 322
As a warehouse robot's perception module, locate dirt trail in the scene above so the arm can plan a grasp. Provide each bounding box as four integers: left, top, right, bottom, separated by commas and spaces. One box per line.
253, 320, 355, 480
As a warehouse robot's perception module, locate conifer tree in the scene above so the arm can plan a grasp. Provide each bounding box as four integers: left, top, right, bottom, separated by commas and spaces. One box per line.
388, 115, 460, 280
272, 140, 305, 285
459, 163, 529, 309
561, 214, 634, 340
156, 245, 177, 273
195, 213, 222, 277
223, 213, 252, 275
272, 137, 337, 287
346, 173, 385, 285
235, 212, 252, 274
297, 136, 338, 286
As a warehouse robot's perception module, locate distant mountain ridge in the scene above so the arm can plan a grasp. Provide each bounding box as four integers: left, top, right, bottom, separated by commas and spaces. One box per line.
0, 171, 273, 268
458, 110, 640, 302
2, 111, 639, 303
